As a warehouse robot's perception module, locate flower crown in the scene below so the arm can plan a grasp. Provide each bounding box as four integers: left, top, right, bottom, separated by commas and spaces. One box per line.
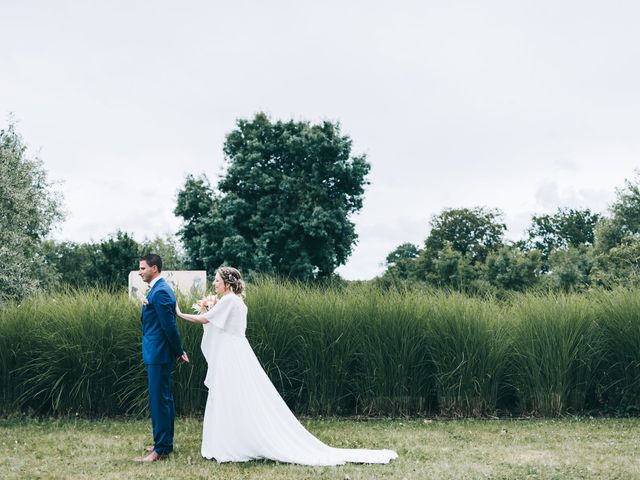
220, 269, 239, 283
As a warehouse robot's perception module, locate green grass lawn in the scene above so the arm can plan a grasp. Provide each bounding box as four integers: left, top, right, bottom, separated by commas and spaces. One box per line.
1, 416, 639, 479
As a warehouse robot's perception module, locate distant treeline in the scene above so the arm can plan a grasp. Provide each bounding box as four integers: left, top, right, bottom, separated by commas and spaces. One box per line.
4, 114, 640, 302
40, 232, 187, 290
379, 175, 640, 294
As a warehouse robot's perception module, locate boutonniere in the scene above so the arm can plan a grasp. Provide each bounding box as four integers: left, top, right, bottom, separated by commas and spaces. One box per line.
142, 287, 151, 306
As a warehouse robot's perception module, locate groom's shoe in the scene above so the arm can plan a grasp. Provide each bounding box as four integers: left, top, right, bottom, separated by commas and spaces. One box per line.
134, 450, 168, 463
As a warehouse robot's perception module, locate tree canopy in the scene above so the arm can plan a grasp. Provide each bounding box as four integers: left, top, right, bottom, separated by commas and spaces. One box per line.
526, 208, 601, 264
175, 113, 370, 281
413, 207, 506, 283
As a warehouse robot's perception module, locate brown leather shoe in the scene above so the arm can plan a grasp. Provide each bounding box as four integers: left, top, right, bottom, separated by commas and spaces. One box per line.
133, 450, 168, 463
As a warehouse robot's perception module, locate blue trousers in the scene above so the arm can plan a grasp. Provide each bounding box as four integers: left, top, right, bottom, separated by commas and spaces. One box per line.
147, 364, 175, 455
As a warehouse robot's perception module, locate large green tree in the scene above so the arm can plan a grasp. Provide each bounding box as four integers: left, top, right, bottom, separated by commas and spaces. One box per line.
585, 173, 640, 286
0, 123, 63, 301
484, 245, 542, 291
414, 207, 506, 283
591, 237, 640, 288
594, 173, 640, 252
175, 113, 370, 280
546, 245, 594, 291
380, 243, 420, 287
41, 240, 97, 289
93, 231, 141, 289
385, 243, 419, 276
139, 234, 187, 271
525, 208, 601, 265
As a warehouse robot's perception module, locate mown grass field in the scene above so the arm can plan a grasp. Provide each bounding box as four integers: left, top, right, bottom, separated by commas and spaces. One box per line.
1, 417, 639, 479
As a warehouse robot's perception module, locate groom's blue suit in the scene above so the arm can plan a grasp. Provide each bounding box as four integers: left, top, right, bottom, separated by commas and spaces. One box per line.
141, 277, 184, 455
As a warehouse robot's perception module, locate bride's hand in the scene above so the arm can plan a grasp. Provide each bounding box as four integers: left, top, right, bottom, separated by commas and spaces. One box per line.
175, 303, 182, 315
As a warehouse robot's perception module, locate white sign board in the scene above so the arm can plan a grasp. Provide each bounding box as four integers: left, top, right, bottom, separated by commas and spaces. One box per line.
128, 270, 207, 301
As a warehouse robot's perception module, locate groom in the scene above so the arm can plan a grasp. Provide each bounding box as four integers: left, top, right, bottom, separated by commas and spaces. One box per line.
136, 253, 189, 463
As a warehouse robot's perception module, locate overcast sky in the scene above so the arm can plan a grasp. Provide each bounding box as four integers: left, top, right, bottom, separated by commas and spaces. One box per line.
2, 1, 639, 279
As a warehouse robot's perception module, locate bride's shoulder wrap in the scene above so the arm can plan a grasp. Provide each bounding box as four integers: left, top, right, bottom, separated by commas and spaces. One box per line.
202, 294, 236, 330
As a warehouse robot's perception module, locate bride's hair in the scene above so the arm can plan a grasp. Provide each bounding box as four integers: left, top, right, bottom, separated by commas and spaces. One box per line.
217, 267, 245, 297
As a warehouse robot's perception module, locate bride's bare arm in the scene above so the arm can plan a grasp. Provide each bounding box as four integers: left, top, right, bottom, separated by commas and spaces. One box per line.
176, 304, 209, 324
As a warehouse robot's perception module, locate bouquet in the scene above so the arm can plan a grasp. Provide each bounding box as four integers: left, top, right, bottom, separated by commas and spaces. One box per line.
192, 294, 218, 314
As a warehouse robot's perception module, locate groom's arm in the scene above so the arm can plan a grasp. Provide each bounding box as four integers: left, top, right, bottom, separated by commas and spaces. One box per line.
153, 288, 185, 359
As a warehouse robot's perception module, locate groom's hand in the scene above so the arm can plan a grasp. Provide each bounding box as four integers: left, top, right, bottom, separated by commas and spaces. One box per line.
177, 352, 190, 364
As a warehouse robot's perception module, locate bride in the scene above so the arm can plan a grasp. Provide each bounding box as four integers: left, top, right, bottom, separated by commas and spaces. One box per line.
175, 267, 398, 466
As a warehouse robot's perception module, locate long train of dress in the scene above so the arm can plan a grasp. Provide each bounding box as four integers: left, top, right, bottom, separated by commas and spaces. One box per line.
199, 294, 398, 466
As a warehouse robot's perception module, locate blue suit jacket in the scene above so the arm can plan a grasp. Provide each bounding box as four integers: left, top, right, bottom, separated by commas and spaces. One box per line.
141, 278, 184, 365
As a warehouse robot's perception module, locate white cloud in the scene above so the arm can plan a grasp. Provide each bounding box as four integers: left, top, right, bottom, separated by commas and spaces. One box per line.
534, 181, 612, 213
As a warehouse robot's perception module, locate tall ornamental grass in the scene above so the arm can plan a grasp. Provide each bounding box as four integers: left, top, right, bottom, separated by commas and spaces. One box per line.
0, 289, 207, 416
425, 293, 510, 416
510, 294, 603, 416
594, 289, 640, 411
351, 287, 433, 416
245, 280, 361, 415
1, 281, 640, 417
284, 286, 361, 415
2, 290, 139, 415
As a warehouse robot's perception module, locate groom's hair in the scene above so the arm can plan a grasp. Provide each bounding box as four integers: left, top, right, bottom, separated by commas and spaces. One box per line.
140, 253, 163, 272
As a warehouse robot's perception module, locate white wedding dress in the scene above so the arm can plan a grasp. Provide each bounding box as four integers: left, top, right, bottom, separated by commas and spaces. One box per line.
199, 293, 398, 466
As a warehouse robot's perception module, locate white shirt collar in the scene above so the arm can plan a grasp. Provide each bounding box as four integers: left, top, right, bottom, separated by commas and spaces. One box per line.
149, 276, 162, 289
